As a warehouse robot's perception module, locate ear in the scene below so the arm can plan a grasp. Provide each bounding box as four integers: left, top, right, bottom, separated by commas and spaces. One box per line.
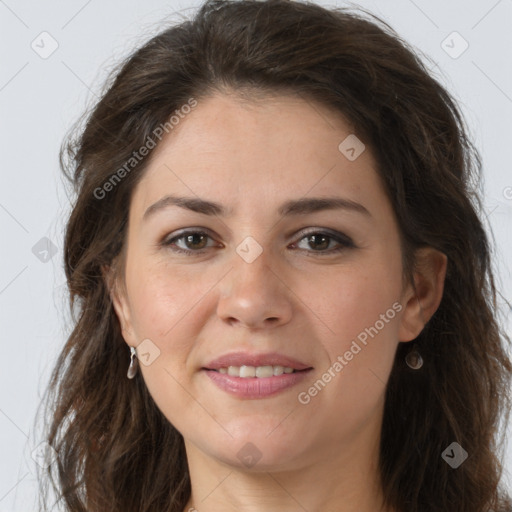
398, 247, 448, 342
102, 263, 138, 347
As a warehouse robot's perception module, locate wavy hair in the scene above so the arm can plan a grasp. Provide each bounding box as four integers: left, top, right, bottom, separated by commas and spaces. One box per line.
36, 0, 512, 510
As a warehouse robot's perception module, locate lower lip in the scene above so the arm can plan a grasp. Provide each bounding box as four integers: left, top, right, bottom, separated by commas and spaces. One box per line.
203, 369, 312, 399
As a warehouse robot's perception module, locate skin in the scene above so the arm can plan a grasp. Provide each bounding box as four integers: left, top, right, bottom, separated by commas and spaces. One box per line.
108, 91, 447, 512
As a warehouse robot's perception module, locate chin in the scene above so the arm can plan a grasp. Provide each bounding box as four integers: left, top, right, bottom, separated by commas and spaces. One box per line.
202, 426, 306, 470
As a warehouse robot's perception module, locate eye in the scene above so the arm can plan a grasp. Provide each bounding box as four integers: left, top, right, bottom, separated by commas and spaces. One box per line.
161, 229, 218, 254
161, 228, 354, 256
291, 229, 355, 255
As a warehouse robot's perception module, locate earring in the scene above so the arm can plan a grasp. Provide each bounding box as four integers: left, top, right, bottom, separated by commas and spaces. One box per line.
405, 347, 423, 370
127, 346, 138, 379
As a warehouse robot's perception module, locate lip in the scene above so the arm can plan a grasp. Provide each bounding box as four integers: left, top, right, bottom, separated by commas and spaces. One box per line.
203, 351, 312, 371
203, 368, 313, 399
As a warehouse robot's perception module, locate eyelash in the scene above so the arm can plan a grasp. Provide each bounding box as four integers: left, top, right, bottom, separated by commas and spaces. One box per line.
160, 228, 355, 256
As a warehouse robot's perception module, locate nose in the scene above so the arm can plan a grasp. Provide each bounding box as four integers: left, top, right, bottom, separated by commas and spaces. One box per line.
216, 245, 293, 330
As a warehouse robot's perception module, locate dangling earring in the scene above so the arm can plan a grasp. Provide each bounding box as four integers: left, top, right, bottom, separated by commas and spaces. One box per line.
127, 346, 138, 379
405, 345, 423, 370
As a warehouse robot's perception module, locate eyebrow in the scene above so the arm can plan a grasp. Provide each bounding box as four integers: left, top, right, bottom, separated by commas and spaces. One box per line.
142, 194, 372, 220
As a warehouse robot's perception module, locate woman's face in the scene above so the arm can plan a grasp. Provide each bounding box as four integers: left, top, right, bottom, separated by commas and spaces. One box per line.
112, 92, 430, 471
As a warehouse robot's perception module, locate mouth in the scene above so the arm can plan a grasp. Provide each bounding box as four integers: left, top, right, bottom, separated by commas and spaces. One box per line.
202, 365, 312, 378
201, 351, 313, 398
202, 365, 314, 399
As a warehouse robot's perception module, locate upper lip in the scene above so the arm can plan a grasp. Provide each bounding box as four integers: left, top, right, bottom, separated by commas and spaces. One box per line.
203, 351, 313, 371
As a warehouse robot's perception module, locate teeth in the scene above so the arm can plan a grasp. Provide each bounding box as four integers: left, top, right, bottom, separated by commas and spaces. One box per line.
273, 365, 284, 376
217, 365, 298, 378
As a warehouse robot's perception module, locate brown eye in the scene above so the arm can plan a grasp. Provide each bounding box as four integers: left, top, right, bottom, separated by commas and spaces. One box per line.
305, 233, 331, 251
181, 233, 209, 250
161, 228, 354, 256
292, 230, 354, 255
162, 230, 216, 254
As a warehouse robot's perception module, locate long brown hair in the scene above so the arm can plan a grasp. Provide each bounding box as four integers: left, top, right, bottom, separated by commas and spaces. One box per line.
36, 0, 512, 510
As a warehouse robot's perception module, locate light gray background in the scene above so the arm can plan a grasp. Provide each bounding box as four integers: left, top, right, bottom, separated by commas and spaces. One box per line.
1, 0, 511, 510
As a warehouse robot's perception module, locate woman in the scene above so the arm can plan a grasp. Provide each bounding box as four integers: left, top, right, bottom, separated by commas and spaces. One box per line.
37, 0, 512, 510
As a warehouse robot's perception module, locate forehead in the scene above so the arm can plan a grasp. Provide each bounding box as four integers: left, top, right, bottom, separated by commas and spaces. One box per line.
130, 92, 385, 219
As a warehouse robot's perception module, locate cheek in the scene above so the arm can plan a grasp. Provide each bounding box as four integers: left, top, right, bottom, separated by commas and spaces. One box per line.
123, 260, 209, 420
125, 257, 211, 339
299, 282, 400, 440
308, 255, 402, 392
314, 258, 402, 339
